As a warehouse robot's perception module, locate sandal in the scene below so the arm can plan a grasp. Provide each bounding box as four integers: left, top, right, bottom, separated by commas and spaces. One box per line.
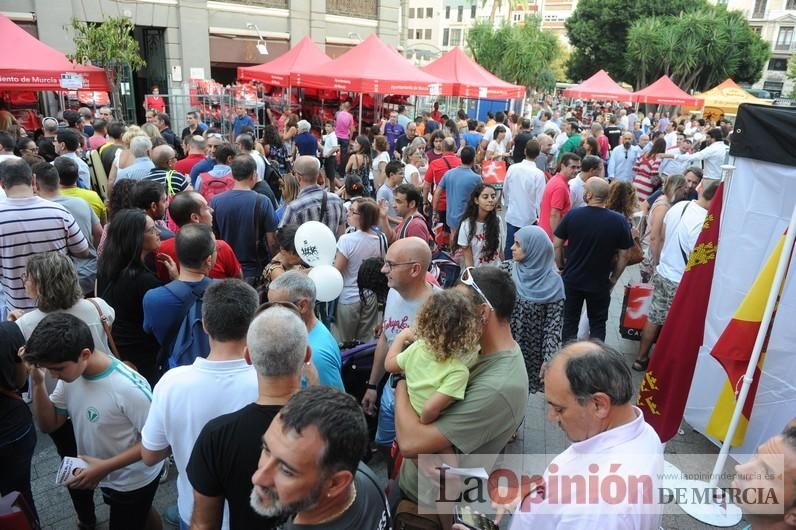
631, 358, 649, 372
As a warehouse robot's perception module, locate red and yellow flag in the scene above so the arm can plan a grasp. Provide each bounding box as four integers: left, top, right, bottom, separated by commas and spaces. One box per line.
705, 232, 792, 446
638, 184, 724, 442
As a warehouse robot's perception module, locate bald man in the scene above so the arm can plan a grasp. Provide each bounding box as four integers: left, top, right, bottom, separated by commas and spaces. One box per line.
510, 341, 663, 530
279, 155, 346, 238
145, 144, 191, 195
362, 237, 435, 449
554, 177, 634, 342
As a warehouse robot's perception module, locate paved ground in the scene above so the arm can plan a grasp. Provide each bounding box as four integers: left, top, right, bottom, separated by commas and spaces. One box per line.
28, 267, 749, 529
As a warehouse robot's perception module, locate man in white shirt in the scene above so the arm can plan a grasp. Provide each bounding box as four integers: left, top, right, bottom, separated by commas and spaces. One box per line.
659, 135, 692, 177
0, 131, 20, 164
141, 279, 260, 529
606, 132, 642, 182
633, 179, 719, 371
235, 134, 265, 181
663, 121, 678, 148
569, 155, 603, 210
321, 120, 339, 185
56, 129, 91, 189
664, 128, 728, 180
484, 111, 513, 150
510, 341, 663, 530
503, 138, 546, 259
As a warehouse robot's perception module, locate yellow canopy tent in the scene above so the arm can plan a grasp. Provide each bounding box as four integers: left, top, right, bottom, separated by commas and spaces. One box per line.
685, 79, 770, 120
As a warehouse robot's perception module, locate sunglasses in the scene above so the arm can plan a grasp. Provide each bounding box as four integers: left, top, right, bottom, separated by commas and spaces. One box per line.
460, 267, 493, 310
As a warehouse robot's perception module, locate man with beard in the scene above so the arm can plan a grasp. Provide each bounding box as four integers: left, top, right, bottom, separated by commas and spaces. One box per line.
250, 386, 389, 529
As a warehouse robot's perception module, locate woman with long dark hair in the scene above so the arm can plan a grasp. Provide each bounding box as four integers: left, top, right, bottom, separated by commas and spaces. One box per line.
345, 135, 372, 195
96, 209, 174, 384
457, 183, 505, 267
632, 137, 666, 203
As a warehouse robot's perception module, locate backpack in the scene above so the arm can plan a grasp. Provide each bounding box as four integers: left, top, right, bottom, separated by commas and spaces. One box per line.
160, 280, 212, 370
199, 173, 235, 204
430, 249, 461, 289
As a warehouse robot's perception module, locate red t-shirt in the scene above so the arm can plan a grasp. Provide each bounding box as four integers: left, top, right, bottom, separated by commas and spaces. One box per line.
424, 154, 461, 211
145, 95, 165, 113
539, 173, 572, 240
396, 213, 431, 244
155, 236, 242, 281
174, 154, 205, 177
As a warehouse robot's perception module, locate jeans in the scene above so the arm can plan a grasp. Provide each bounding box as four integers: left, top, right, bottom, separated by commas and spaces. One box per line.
49, 419, 96, 526
375, 381, 396, 446
505, 223, 521, 260
0, 423, 38, 522
562, 286, 612, 343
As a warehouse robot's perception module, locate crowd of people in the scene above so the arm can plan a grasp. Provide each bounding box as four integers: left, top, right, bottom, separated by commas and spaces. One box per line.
0, 96, 793, 530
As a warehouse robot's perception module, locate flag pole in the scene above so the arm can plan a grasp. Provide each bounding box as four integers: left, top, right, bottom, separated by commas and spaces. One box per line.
707, 200, 796, 489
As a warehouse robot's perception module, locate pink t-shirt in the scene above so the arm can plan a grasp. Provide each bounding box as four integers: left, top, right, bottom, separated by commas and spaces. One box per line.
538, 173, 572, 239
88, 135, 107, 151
335, 110, 353, 139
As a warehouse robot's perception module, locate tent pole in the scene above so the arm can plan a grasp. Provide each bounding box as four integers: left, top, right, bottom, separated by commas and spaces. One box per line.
706, 203, 796, 491
358, 93, 363, 136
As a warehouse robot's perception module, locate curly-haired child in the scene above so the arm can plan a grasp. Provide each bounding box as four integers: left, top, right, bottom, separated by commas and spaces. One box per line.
385, 289, 482, 424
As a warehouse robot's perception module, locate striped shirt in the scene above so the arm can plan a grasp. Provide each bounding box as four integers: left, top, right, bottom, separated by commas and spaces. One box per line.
632, 155, 661, 203
145, 168, 191, 195
278, 185, 346, 236
0, 196, 89, 311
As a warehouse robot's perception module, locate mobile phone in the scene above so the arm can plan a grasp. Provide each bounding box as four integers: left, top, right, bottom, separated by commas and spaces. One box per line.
453, 504, 498, 530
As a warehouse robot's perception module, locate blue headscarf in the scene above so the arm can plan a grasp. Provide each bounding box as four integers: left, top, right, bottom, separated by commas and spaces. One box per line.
511, 225, 565, 304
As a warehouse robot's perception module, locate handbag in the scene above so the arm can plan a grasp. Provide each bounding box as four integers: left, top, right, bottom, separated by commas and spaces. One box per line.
626, 237, 644, 266
619, 282, 654, 340
87, 298, 121, 360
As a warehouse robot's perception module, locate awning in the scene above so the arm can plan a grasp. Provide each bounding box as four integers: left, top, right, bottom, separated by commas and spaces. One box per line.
692, 78, 769, 115
421, 47, 524, 99
236, 36, 331, 87
631, 75, 702, 107
0, 14, 109, 91
562, 69, 632, 101
295, 34, 443, 96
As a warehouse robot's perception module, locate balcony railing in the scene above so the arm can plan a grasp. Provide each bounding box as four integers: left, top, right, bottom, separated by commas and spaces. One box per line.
327, 0, 378, 19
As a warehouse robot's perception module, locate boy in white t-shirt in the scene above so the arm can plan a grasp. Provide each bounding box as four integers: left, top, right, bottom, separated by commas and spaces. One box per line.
322, 120, 339, 186
376, 160, 405, 224
24, 313, 163, 530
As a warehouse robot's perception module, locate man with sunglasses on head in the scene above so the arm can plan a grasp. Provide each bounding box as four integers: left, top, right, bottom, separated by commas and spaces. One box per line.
362, 237, 436, 454
393, 266, 528, 524
606, 132, 642, 183
188, 131, 224, 188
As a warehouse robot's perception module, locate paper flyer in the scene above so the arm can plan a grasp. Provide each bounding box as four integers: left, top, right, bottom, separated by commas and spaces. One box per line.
55, 456, 88, 486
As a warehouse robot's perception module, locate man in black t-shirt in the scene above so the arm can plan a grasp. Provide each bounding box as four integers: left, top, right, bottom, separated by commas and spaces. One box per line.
512, 118, 534, 164
554, 177, 633, 342
186, 305, 310, 529
250, 387, 390, 530
604, 114, 623, 150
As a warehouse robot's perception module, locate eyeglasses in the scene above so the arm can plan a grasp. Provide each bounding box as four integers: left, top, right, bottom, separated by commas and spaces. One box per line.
382, 260, 417, 272
460, 266, 494, 310
207, 133, 223, 139
256, 300, 301, 317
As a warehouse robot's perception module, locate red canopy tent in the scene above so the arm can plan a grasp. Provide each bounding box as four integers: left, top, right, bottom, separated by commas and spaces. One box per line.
631, 75, 702, 106
420, 47, 524, 99
236, 36, 332, 88
0, 14, 109, 91
296, 34, 442, 96
562, 69, 632, 101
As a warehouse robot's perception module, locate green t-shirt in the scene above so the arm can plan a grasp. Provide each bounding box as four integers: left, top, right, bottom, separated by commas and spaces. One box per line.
557, 133, 582, 161
398, 344, 529, 503
397, 339, 470, 416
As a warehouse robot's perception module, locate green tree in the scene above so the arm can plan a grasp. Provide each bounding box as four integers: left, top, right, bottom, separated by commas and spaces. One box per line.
67, 17, 145, 119
467, 16, 561, 93
565, 0, 707, 85
787, 55, 796, 99
625, 6, 769, 93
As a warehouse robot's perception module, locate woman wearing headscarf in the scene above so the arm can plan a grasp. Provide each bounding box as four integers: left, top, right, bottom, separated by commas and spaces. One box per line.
500, 225, 565, 393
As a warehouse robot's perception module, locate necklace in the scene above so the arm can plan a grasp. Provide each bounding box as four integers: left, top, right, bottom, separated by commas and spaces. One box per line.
294, 483, 357, 526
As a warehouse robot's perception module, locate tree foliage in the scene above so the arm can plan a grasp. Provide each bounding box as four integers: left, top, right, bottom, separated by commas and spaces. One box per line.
625, 6, 769, 93
467, 16, 562, 93
67, 17, 145, 118
788, 55, 796, 99
565, 0, 707, 84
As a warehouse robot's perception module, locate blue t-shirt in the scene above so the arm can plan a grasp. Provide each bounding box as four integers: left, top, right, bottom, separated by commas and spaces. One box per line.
307, 321, 345, 390
439, 166, 482, 230
294, 131, 318, 157
232, 115, 255, 137
211, 190, 276, 280
142, 277, 213, 346
189, 158, 215, 187
463, 131, 483, 149
554, 206, 634, 293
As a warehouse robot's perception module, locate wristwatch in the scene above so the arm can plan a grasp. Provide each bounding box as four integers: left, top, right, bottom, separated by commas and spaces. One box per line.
365, 383, 379, 391
391, 374, 406, 389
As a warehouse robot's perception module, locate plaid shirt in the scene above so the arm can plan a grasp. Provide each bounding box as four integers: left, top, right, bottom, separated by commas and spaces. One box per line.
278, 185, 345, 235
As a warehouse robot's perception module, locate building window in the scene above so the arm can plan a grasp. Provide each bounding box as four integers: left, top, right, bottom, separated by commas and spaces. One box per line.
753, 0, 767, 18
407, 28, 412, 40
750, 26, 762, 34
327, 0, 377, 19
409, 7, 415, 18
788, 0, 796, 8
513, 13, 523, 22
417, 8, 424, 18
425, 28, 432, 39
426, 7, 433, 17
443, 28, 450, 46
416, 29, 423, 39
768, 58, 788, 71
457, 5, 464, 21
445, 6, 450, 18
776, 26, 793, 50
450, 28, 462, 46
763, 80, 783, 97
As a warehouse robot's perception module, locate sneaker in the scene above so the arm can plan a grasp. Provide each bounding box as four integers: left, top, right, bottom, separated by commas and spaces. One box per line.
162, 504, 180, 527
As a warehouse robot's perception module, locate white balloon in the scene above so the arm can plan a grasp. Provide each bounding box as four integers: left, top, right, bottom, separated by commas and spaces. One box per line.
308, 265, 344, 302
295, 221, 337, 267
